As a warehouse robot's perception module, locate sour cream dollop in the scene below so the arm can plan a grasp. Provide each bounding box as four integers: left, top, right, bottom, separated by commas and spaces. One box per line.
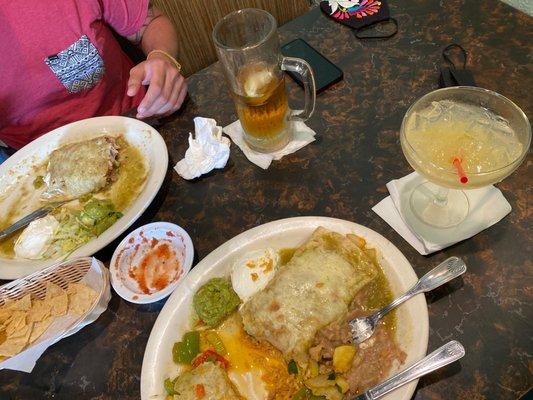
231, 248, 279, 302
14, 215, 59, 259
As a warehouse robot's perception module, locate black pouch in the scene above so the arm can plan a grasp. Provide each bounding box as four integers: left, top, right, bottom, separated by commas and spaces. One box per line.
320, 0, 398, 39
438, 44, 477, 87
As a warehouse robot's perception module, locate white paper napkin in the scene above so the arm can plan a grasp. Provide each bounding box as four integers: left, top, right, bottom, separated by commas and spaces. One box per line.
174, 117, 230, 180
372, 172, 512, 255
223, 119, 316, 169
0, 258, 111, 373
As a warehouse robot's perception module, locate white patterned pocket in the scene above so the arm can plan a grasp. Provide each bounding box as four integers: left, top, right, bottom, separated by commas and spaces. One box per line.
45, 35, 105, 94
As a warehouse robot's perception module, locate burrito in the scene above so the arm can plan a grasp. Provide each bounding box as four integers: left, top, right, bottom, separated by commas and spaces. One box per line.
42, 136, 119, 201
240, 227, 378, 364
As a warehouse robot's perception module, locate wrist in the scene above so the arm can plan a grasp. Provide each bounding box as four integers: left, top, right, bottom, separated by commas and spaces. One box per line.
147, 50, 182, 73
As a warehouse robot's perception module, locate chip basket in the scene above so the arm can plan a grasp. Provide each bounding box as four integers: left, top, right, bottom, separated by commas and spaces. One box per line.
0, 257, 111, 372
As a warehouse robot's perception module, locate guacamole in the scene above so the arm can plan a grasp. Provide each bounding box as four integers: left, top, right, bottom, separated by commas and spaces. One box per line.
77, 199, 123, 236
193, 278, 240, 328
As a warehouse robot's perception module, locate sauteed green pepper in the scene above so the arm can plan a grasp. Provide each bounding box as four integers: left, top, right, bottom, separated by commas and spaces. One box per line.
33, 175, 45, 189
172, 331, 200, 364
291, 387, 326, 400
288, 360, 298, 375
163, 377, 176, 395
205, 331, 226, 355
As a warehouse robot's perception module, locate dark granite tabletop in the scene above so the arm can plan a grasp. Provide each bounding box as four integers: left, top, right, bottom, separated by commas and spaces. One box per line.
1, 0, 531, 399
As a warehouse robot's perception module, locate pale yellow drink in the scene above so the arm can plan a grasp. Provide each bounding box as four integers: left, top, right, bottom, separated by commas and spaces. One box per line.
402, 101, 524, 189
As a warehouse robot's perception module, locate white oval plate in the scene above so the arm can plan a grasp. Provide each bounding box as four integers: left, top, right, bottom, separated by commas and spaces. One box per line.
141, 216, 429, 400
0, 116, 168, 280
110, 222, 194, 304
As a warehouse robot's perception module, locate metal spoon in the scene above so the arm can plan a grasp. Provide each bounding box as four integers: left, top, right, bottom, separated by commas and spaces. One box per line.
353, 340, 465, 400
350, 256, 466, 344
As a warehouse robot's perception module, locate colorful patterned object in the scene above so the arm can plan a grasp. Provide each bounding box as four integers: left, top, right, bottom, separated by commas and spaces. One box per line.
45, 35, 105, 94
321, 0, 390, 30
326, 0, 360, 16
328, 0, 382, 20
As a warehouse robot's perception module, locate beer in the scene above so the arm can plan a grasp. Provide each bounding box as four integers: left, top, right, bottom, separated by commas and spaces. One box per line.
213, 9, 316, 153
233, 63, 290, 151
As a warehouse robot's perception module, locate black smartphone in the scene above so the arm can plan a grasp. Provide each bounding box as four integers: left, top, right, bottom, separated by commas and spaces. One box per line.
281, 39, 343, 94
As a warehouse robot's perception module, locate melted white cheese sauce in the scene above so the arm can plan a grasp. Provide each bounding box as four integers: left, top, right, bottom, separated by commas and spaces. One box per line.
228, 370, 267, 400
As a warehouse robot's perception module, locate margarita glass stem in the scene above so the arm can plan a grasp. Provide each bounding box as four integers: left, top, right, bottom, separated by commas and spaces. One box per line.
434, 187, 449, 207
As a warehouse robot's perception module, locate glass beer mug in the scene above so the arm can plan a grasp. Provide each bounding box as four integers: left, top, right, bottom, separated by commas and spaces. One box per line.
213, 9, 316, 152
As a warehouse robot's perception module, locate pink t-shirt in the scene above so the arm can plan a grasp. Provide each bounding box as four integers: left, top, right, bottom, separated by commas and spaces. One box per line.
0, 0, 149, 149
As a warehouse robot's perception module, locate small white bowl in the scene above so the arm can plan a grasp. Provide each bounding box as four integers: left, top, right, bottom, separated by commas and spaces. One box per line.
110, 222, 194, 304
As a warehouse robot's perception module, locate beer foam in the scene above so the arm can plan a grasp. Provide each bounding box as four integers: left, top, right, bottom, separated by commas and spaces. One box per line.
243, 68, 274, 97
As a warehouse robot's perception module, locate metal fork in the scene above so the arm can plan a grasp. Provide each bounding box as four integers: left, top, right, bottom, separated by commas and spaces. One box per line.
0, 201, 67, 240
349, 257, 467, 344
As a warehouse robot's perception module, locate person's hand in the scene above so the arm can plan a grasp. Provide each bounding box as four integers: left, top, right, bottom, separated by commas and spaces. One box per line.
127, 53, 187, 119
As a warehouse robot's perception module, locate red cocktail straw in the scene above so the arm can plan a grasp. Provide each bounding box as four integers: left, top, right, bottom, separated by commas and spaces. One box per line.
452, 157, 469, 184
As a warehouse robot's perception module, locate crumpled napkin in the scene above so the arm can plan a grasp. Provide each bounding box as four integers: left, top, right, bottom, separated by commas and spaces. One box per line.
174, 117, 230, 180
372, 172, 512, 255
223, 119, 316, 169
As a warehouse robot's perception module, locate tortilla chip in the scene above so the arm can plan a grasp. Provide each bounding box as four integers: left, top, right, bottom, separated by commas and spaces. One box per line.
4, 311, 27, 338
9, 324, 32, 340
29, 316, 54, 343
45, 282, 68, 317
27, 299, 52, 323
5, 294, 32, 311
67, 283, 97, 315
0, 302, 25, 331
0, 281, 99, 360
0, 323, 31, 357
45, 282, 64, 299
0, 299, 13, 308
51, 295, 68, 316
0, 309, 13, 331
0, 308, 11, 326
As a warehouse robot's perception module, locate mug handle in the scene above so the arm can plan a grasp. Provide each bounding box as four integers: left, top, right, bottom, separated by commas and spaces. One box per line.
281, 57, 316, 122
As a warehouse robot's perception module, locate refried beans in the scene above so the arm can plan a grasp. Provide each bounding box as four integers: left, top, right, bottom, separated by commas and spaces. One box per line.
310, 281, 406, 397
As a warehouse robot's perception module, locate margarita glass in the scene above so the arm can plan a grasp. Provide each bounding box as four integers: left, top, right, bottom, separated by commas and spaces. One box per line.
400, 87, 531, 228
